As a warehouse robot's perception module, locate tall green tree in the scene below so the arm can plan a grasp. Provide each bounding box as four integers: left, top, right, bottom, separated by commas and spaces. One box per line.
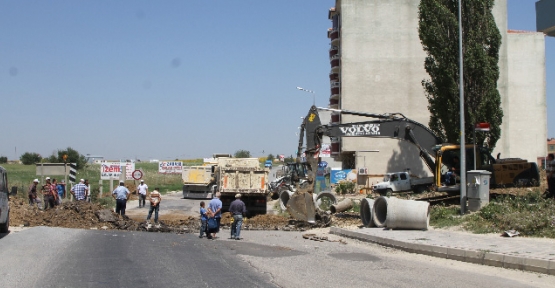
418, 0, 503, 149
234, 150, 251, 158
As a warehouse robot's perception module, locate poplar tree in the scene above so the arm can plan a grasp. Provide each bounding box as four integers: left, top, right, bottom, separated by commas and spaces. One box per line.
418, 0, 503, 149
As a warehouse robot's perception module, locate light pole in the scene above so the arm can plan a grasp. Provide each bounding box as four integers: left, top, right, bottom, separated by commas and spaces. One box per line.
458, 0, 466, 215
296, 86, 315, 106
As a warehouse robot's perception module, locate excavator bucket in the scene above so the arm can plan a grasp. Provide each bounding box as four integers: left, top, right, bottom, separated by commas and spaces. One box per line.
286, 189, 316, 223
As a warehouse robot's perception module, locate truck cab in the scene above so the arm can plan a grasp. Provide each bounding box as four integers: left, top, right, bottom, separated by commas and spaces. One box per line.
264, 160, 273, 169
373, 172, 411, 194
373, 171, 433, 194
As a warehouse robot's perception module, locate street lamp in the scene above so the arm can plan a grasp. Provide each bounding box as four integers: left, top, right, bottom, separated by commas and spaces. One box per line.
296, 86, 315, 106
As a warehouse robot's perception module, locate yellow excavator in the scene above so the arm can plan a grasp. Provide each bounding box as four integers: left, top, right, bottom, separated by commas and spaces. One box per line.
287, 106, 540, 223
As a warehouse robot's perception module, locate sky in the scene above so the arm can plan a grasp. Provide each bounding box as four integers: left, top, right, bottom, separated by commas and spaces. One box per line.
1, 0, 553, 161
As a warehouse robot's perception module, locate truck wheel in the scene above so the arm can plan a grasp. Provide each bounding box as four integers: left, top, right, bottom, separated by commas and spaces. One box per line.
385, 189, 393, 196
0, 213, 9, 233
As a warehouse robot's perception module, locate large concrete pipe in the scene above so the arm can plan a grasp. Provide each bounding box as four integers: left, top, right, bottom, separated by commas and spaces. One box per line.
314, 191, 338, 211
372, 196, 430, 230
359, 198, 375, 227
279, 190, 294, 211
330, 198, 353, 214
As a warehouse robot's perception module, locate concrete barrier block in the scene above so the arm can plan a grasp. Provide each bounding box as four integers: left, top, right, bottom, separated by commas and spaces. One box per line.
503, 254, 525, 270
483, 252, 504, 267
446, 247, 466, 262
522, 258, 550, 274
430, 245, 448, 258
464, 250, 484, 265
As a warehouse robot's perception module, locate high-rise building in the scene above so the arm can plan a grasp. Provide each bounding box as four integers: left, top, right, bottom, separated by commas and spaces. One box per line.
327, 0, 546, 177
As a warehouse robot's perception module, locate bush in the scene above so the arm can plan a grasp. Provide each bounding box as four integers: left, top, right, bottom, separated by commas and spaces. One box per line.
20, 152, 42, 165
0, 156, 7, 164
335, 181, 356, 195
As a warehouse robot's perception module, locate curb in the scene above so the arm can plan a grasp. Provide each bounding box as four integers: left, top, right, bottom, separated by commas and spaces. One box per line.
330, 227, 555, 275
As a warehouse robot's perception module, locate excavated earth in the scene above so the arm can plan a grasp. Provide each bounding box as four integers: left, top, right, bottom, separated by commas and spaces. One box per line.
9, 196, 363, 233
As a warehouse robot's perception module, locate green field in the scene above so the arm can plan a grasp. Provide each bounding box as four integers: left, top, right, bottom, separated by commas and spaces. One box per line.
2, 162, 190, 198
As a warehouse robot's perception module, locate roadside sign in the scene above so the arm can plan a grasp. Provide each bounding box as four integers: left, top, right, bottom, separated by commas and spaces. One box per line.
132, 169, 143, 180
475, 122, 490, 132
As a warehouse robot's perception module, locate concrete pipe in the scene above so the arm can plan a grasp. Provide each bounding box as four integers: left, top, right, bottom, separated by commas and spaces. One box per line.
359, 198, 375, 227
279, 190, 294, 211
314, 191, 338, 211
330, 198, 353, 214
372, 196, 430, 230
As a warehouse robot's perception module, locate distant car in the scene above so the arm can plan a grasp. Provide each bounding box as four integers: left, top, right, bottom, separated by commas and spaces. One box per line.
0, 166, 9, 233
264, 160, 273, 169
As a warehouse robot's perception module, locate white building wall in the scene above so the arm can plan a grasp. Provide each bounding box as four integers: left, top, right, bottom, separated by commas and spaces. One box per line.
497, 32, 547, 162
335, 0, 545, 176
339, 0, 431, 176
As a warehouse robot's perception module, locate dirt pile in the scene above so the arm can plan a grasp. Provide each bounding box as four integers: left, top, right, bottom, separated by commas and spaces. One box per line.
9, 196, 362, 233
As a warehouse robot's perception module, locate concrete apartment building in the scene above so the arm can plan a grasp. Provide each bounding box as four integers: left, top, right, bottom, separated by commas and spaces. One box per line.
326, 0, 547, 177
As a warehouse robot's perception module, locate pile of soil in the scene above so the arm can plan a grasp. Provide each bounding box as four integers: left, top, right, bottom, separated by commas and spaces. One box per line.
9, 196, 362, 233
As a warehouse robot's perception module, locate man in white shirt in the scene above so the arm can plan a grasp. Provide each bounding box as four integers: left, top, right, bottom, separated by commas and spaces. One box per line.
137, 179, 148, 208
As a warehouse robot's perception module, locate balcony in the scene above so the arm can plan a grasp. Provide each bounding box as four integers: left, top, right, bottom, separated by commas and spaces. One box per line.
330, 81, 340, 100
329, 98, 339, 109
329, 72, 339, 81
329, 28, 340, 45
329, 46, 339, 58
331, 113, 340, 124
330, 54, 340, 73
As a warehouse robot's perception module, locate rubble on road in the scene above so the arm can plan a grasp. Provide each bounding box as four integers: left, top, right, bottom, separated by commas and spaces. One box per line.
9, 196, 362, 233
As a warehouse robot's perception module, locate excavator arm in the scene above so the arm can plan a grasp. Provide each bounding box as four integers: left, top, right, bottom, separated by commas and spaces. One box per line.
288, 105, 443, 223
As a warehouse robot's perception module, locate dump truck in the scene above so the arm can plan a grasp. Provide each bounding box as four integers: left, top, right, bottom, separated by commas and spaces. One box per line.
182, 155, 270, 216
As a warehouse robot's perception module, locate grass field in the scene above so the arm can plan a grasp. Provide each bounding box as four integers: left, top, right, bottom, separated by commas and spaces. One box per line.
1, 162, 188, 198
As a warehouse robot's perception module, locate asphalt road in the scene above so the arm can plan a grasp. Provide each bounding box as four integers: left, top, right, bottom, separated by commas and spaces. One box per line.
2, 227, 554, 288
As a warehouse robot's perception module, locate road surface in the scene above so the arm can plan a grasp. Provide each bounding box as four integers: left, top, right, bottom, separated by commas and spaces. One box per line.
1, 226, 554, 288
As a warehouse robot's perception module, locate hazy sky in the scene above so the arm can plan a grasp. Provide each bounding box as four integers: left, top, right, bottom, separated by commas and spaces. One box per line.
1, 0, 552, 161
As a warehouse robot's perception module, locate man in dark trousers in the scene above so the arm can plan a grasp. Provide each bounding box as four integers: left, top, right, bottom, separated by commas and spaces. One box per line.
229, 193, 247, 240
112, 180, 130, 216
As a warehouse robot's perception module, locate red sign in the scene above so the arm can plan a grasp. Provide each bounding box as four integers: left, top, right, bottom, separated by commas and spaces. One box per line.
475, 123, 490, 132
132, 170, 143, 180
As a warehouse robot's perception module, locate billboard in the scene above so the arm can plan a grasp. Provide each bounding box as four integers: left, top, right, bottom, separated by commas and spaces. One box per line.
330, 169, 357, 184
101, 162, 135, 180
159, 161, 183, 174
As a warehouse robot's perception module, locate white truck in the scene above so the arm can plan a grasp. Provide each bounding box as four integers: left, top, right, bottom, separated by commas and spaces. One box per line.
182, 155, 270, 216
372, 171, 433, 194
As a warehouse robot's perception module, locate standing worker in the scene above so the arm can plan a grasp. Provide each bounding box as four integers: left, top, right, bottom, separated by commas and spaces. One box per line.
41, 177, 55, 210
112, 180, 130, 216
84, 179, 91, 202
207, 192, 222, 240
56, 180, 66, 205
71, 179, 89, 201
28, 179, 41, 208
229, 193, 247, 240
199, 201, 208, 238
51, 179, 59, 206
146, 187, 161, 227
137, 179, 148, 208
